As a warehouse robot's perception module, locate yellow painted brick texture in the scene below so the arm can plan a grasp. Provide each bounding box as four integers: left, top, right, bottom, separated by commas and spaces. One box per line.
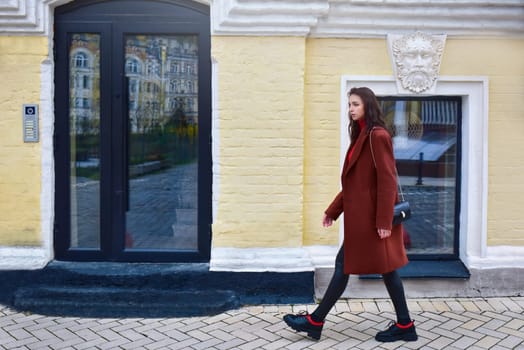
0, 36, 48, 246
440, 38, 524, 246
303, 38, 391, 245
211, 36, 306, 248
303, 37, 524, 248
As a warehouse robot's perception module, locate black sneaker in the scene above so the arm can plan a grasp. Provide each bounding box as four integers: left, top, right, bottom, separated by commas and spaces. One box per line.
375, 321, 418, 342
283, 311, 324, 340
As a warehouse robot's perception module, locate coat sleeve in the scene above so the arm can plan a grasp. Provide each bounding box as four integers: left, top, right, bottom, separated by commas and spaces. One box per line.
325, 190, 343, 220
370, 129, 398, 230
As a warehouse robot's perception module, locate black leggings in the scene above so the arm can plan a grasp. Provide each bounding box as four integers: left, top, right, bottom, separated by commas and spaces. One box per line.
311, 245, 411, 324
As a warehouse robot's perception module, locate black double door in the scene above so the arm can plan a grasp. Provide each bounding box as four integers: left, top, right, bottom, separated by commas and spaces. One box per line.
53, 0, 211, 262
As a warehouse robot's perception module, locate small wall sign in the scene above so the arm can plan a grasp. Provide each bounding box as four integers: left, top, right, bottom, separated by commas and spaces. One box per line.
23, 104, 39, 142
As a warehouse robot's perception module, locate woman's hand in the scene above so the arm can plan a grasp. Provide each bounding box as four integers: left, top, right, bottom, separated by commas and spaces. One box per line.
322, 214, 333, 227
377, 228, 391, 239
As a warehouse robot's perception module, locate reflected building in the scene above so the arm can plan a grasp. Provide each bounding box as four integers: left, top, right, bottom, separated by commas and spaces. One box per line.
125, 35, 199, 133
69, 35, 199, 136
69, 34, 101, 137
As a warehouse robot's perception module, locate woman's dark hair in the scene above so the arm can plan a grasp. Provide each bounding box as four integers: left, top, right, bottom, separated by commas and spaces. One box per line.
347, 87, 387, 145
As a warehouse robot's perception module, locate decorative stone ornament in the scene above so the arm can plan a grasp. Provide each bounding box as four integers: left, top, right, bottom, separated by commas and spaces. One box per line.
387, 32, 447, 94
2, 1, 523, 35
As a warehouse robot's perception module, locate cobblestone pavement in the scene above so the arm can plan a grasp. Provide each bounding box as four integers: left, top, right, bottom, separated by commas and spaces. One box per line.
1, 297, 523, 350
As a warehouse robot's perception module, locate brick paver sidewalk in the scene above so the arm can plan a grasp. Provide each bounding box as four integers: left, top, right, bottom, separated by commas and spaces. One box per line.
1, 297, 523, 350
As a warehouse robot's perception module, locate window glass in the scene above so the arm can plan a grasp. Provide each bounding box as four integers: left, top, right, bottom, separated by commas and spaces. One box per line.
379, 97, 461, 256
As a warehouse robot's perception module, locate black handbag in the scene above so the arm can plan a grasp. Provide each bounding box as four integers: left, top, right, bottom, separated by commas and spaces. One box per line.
393, 200, 411, 225
369, 128, 411, 225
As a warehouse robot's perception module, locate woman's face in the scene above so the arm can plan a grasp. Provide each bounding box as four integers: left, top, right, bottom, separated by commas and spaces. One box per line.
349, 94, 365, 121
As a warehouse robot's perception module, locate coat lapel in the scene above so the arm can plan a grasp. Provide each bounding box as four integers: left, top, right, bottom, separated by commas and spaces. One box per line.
343, 131, 368, 177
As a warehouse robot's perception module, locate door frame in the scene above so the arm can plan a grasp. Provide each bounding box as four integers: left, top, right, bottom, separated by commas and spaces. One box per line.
53, 0, 212, 262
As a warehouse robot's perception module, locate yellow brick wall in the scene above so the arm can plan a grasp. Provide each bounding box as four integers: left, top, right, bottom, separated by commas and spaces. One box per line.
0, 36, 48, 246
439, 38, 524, 246
303, 38, 391, 245
303, 37, 524, 247
211, 36, 306, 247
1, 34, 521, 250
212, 36, 524, 249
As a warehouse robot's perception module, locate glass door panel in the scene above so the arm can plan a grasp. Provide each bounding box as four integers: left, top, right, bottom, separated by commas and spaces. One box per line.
55, 0, 211, 261
124, 35, 199, 250
68, 33, 101, 249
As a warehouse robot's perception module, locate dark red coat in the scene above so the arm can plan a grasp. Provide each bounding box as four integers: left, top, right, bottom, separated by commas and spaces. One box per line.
325, 127, 408, 275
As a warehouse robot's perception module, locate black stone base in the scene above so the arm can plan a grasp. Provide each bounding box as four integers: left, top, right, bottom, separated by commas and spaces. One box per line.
0, 261, 314, 318
360, 259, 470, 280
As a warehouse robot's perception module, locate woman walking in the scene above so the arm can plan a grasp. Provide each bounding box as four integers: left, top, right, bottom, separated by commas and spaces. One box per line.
283, 87, 417, 343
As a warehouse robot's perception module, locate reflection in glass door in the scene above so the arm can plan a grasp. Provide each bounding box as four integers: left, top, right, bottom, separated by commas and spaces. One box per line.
54, 0, 211, 262
124, 35, 199, 250
69, 33, 101, 249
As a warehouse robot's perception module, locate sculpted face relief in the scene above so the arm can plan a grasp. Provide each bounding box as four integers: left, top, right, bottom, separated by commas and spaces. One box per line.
389, 32, 446, 94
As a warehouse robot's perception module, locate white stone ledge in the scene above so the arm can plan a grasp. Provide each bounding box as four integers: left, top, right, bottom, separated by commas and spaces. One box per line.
210, 247, 316, 272
210, 245, 524, 272
310, 245, 524, 270
0, 247, 51, 270
312, 245, 524, 270
3, 244, 521, 272
467, 246, 524, 269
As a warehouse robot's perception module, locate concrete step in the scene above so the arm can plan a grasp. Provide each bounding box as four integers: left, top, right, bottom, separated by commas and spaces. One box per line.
1, 261, 314, 317
13, 286, 238, 318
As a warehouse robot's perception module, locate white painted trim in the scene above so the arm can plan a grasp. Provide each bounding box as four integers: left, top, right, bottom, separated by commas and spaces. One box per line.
210, 0, 524, 37
340, 76, 491, 269
0, 247, 50, 270
40, 58, 55, 265
206, 244, 524, 272
468, 246, 524, 269
2, 1, 523, 36
309, 245, 524, 270
211, 56, 220, 222
210, 247, 315, 272
0, 0, 212, 35
208, 246, 345, 272
305, 245, 339, 269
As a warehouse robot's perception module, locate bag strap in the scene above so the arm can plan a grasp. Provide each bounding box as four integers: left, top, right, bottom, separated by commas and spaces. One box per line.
369, 127, 405, 202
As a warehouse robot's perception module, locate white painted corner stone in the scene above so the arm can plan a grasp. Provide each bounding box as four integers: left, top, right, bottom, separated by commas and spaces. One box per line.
0, 247, 50, 270
468, 246, 524, 269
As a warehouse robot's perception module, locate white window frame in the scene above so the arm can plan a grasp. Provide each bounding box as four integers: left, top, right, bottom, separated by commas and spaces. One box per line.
340, 76, 488, 268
